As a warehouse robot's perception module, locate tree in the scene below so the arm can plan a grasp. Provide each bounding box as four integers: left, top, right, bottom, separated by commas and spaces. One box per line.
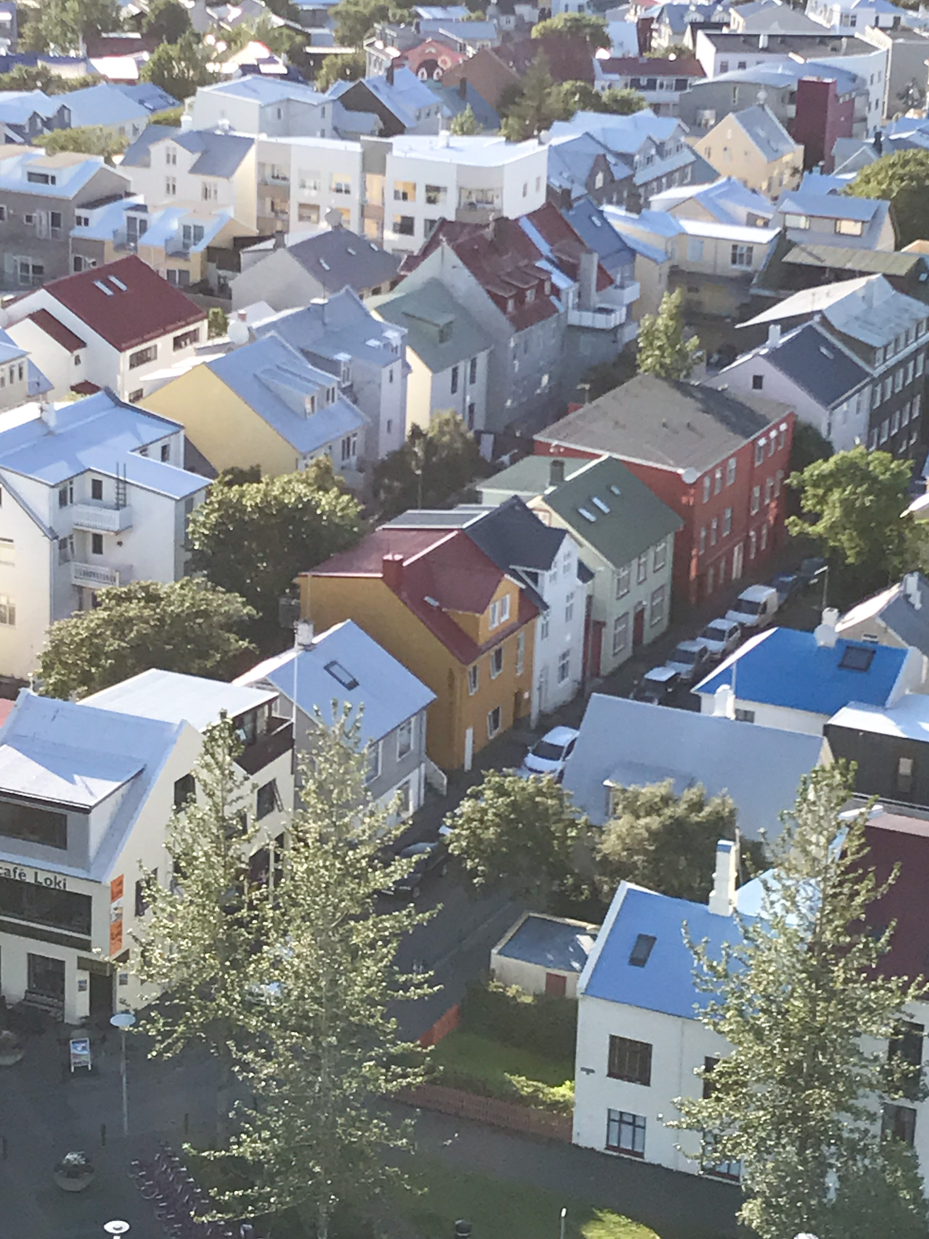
22, 0, 120, 53
36, 578, 256, 700
646, 42, 691, 59
597, 86, 647, 115
0, 64, 100, 93
450, 102, 481, 135
143, 0, 191, 43
636, 288, 702, 380
553, 80, 647, 118
187, 458, 363, 637
140, 31, 215, 100
596, 780, 740, 903
314, 50, 365, 90
845, 148, 929, 248
333, 0, 391, 50
371, 410, 485, 520
790, 418, 833, 475
204, 715, 434, 1234
787, 445, 923, 592
445, 771, 587, 905
36, 125, 128, 162
207, 306, 228, 338
148, 105, 183, 126
672, 765, 929, 1239
531, 11, 610, 49
499, 51, 565, 141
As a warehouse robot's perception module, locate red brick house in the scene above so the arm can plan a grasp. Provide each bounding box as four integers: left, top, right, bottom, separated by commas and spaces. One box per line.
534, 375, 796, 607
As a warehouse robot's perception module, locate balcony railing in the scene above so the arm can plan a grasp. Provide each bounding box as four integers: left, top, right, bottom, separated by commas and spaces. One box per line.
71, 561, 120, 588
567, 305, 626, 330
237, 716, 294, 776
71, 503, 133, 533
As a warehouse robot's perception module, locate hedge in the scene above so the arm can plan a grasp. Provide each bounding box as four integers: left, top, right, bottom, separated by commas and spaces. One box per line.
459, 979, 578, 1062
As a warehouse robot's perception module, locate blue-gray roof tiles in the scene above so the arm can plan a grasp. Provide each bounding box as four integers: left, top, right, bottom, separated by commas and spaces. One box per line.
762, 322, 869, 408
497, 913, 598, 974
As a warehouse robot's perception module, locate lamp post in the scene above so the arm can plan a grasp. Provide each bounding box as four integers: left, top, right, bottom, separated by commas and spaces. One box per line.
560, 1206, 567, 1239
813, 563, 829, 612
110, 1012, 136, 1138
103, 1222, 130, 1237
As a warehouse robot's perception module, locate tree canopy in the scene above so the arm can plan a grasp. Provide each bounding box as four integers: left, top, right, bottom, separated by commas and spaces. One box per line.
37, 578, 255, 699
142, 0, 191, 43
636, 288, 702, 381
499, 51, 566, 141
450, 102, 482, 135
314, 50, 365, 91
371, 410, 485, 520
531, 12, 610, 49
35, 125, 128, 162
0, 64, 101, 93
845, 148, 929, 248
555, 80, 646, 116
140, 31, 215, 100
21, 0, 120, 53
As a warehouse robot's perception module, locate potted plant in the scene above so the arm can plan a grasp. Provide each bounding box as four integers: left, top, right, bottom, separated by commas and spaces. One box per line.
0, 1028, 23, 1066
53, 1151, 95, 1192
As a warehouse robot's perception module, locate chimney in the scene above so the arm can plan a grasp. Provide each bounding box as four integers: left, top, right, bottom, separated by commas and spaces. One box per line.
708, 838, 739, 916
904, 572, 922, 610
458, 76, 468, 100
713, 682, 735, 718
386, 60, 395, 86
814, 607, 839, 647
39, 399, 57, 432
766, 322, 781, 348
228, 309, 250, 348
273, 228, 286, 249
758, 31, 768, 48
295, 619, 315, 649
382, 553, 404, 589
549, 457, 566, 486
578, 249, 598, 313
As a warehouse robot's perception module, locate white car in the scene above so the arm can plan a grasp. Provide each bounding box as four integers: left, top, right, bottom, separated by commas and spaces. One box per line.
698, 618, 743, 662
665, 639, 713, 686
519, 726, 580, 781
725, 584, 779, 631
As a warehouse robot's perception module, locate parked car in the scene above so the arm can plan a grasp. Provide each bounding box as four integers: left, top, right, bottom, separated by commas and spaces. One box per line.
665, 639, 713, 686
385, 837, 448, 899
798, 556, 827, 587
769, 572, 801, 605
698, 618, 742, 662
631, 665, 682, 705
725, 584, 779, 631
518, 726, 580, 781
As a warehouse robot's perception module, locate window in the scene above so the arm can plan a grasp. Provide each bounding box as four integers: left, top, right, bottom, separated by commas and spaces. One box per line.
714, 467, 722, 495
835, 218, 863, 236
565, 591, 575, 623
468, 665, 479, 695
539, 615, 549, 641
752, 374, 763, 390
487, 705, 501, 737
726, 458, 737, 486
699, 526, 706, 555
719, 507, 730, 537
425, 184, 446, 205
650, 586, 665, 627
394, 216, 415, 236
489, 594, 511, 628
775, 469, 783, 496
340, 433, 358, 463
784, 213, 810, 229
637, 554, 648, 584
89, 478, 104, 502
895, 367, 905, 393
889, 1022, 924, 1098
557, 650, 570, 683
91, 533, 104, 556
332, 176, 351, 194
760, 523, 768, 551
731, 244, 753, 267
750, 485, 760, 514
608, 1036, 652, 1085
451, 364, 459, 395
764, 477, 774, 506
883, 1103, 916, 1147
366, 741, 381, 783
57, 536, 73, 565
702, 476, 711, 503
161, 443, 171, 463
516, 631, 525, 675
490, 646, 504, 679
396, 717, 414, 759
173, 328, 199, 352
748, 529, 756, 560
0, 800, 66, 849
754, 438, 765, 466
201, 181, 218, 202
393, 180, 415, 201
606, 1110, 646, 1157
613, 613, 629, 656
129, 345, 157, 369
469, 356, 478, 385
174, 773, 195, 810
710, 518, 718, 546
892, 410, 901, 436
134, 873, 156, 919
165, 176, 176, 195
652, 540, 666, 572
256, 780, 278, 820
616, 565, 630, 598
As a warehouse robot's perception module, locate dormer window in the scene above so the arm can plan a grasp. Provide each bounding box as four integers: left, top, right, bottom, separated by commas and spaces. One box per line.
489, 593, 511, 628
305, 394, 317, 415
526, 288, 535, 304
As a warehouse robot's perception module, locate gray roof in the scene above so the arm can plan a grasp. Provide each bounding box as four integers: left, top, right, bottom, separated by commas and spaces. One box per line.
541, 455, 682, 569
838, 573, 929, 659
562, 692, 824, 836
479, 454, 592, 500
761, 322, 869, 409
251, 288, 404, 371
495, 912, 599, 974
538, 376, 790, 475
370, 278, 492, 372
284, 227, 400, 296
732, 104, 797, 162
84, 669, 278, 731
235, 618, 435, 744
121, 126, 254, 177
564, 198, 636, 280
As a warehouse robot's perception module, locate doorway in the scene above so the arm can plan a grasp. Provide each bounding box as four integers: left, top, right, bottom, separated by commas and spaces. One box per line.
632, 604, 645, 648
463, 727, 474, 772
89, 970, 112, 1018
732, 542, 744, 581
27, 953, 64, 1001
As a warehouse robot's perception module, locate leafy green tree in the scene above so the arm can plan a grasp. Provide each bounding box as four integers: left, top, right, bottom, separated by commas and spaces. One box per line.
187, 458, 363, 636
787, 445, 922, 592
371, 410, 485, 520
207, 306, 228, 338
21, 0, 120, 52
636, 288, 702, 380
790, 418, 833, 474
646, 42, 691, 59
148, 105, 183, 126
0, 64, 100, 92
672, 765, 929, 1239
37, 578, 256, 699
845, 148, 929, 247
141, 31, 215, 100
36, 125, 128, 162
554, 80, 647, 117
446, 771, 587, 906
333, 0, 391, 50
143, 0, 191, 43
531, 11, 610, 49
596, 780, 741, 903
499, 51, 565, 141
450, 102, 481, 135
314, 50, 365, 90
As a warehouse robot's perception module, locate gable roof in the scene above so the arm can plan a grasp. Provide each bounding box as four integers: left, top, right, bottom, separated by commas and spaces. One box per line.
564, 198, 636, 279
370, 277, 493, 372
696, 626, 914, 716
235, 618, 435, 744
547, 133, 633, 201
27, 309, 86, 353
740, 321, 869, 409
251, 288, 403, 371
440, 47, 520, 108
38, 255, 205, 352
280, 227, 401, 295
563, 691, 823, 833
731, 103, 799, 161
537, 375, 789, 475
837, 573, 929, 658
777, 189, 886, 224
121, 126, 254, 177
742, 274, 927, 347
58, 81, 156, 128
828, 694, 929, 745
84, 669, 277, 731
650, 177, 775, 225
783, 243, 923, 276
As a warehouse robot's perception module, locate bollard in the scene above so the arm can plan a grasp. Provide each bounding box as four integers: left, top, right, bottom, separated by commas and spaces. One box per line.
101, 1123, 107, 1147
454, 1222, 472, 1239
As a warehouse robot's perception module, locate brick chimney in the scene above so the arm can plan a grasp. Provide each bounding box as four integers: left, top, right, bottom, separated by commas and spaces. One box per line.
549, 457, 565, 487
382, 553, 404, 589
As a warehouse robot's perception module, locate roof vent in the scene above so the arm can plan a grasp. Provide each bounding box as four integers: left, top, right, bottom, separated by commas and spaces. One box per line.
577, 506, 596, 522
904, 572, 922, 610
347, 246, 356, 255
319, 258, 331, 271
609, 484, 621, 496
94, 279, 114, 297
591, 496, 610, 514
628, 934, 656, 967
839, 644, 875, 672
425, 595, 441, 608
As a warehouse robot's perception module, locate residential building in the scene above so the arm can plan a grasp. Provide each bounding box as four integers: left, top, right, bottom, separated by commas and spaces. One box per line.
546, 132, 635, 212
579, 204, 671, 319
563, 197, 640, 305
0, 390, 208, 679
768, 238, 929, 298
4, 256, 207, 403
695, 620, 923, 734
826, 694, 929, 806
426, 77, 502, 133
384, 496, 588, 720
440, 47, 521, 110
771, 187, 895, 249
728, 0, 825, 34
248, 289, 408, 460
592, 56, 705, 117
119, 126, 258, 231
649, 177, 775, 227
693, 104, 803, 195
187, 76, 336, 138
562, 691, 824, 833
0, 329, 43, 411
328, 65, 444, 136
648, 0, 731, 49
805, 0, 908, 36
254, 135, 364, 234
230, 223, 401, 311
370, 278, 492, 433
740, 275, 929, 458
857, 25, 929, 118
140, 331, 367, 483
46, 80, 175, 141
235, 618, 435, 821
836, 572, 929, 687
491, 912, 599, 999
298, 526, 538, 770
535, 375, 796, 606
365, 28, 469, 80
0, 148, 132, 289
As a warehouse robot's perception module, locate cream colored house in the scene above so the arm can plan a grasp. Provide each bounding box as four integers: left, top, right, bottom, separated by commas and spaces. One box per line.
694, 104, 803, 195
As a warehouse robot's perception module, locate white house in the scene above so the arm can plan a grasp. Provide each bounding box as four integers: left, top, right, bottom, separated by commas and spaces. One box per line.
491, 911, 600, 999
255, 135, 365, 234
806, 0, 910, 35
3, 255, 208, 403
187, 76, 336, 138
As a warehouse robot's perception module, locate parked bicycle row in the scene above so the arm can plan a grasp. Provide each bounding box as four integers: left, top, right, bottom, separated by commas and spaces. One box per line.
129, 1142, 258, 1239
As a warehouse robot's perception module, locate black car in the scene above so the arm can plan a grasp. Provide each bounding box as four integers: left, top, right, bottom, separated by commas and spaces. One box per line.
769, 572, 801, 605
631, 666, 682, 706
386, 838, 448, 898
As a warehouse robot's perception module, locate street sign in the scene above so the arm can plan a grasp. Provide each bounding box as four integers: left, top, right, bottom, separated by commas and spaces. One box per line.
69, 1037, 91, 1073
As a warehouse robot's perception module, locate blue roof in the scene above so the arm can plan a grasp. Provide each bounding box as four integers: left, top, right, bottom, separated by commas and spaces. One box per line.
565, 198, 636, 279
497, 913, 597, 974
778, 190, 883, 222
581, 884, 745, 1019
60, 82, 153, 128
696, 626, 910, 716
202, 76, 326, 106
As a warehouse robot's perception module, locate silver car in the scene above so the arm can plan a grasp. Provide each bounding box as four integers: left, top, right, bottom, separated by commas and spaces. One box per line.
698, 618, 742, 662
665, 639, 712, 686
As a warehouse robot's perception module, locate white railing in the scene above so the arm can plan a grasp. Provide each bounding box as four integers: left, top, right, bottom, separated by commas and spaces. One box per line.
424, 757, 447, 797
70, 504, 133, 533
71, 562, 120, 588
567, 305, 625, 330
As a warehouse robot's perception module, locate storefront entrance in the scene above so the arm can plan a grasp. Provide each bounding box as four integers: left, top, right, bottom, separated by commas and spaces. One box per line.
26, 953, 64, 1014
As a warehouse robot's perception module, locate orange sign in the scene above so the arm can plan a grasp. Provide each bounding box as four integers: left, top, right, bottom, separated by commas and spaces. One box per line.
110, 875, 124, 902
109, 874, 125, 955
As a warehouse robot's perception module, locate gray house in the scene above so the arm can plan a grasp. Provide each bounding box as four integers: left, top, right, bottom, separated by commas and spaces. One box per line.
236, 618, 436, 821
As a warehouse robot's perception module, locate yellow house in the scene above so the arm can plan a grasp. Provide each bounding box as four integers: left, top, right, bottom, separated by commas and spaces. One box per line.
694, 104, 803, 196
140, 332, 367, 482
299, 526, 537, 771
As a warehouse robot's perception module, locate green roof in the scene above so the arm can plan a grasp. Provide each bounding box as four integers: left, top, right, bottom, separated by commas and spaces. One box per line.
481, 454, 591, 498
784, 245, 922, 276
370, 278, 493, 373
542, 456, 683, 568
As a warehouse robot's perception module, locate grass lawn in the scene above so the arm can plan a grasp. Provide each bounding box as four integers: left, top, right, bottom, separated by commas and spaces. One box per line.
430, 1029, 574, 1090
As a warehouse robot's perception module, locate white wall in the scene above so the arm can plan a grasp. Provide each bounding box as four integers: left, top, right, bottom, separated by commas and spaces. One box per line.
530, 530, 587, 719
4, 317, 84, 400
257, 136, 364, 234
491, 953, 582, 998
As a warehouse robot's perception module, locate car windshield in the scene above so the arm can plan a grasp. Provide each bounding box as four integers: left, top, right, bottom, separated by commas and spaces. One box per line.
734, 599, 763, 615
672, 648, 700, 665
701, 625, 726, 641
531, 741, 565, 761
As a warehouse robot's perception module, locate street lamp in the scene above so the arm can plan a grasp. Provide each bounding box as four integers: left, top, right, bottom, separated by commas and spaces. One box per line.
560, 1207, 567, 1239
110, 1012, 136, 1138
812, 563, 829, 612
103, 1223, 130, 1237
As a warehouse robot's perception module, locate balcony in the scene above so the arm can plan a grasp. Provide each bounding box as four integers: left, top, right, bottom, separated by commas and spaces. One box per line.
259, 172, 290, 186
567, 305, 627, 330
237, 716, 294, 776
71, 561, 121, 588
71, 503, 133, 533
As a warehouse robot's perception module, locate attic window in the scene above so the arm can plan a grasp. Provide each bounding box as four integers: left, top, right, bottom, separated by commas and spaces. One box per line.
110, 276, 128, 291
592, 496, 610, 514
609, 484, 621, 496
93, 279, 114, 296
424, 595, 441, 608
839, 645, 875, 672
577, 507, 596, 522
324, 659, 359, 690
629, 933, 656, 967
319, 258, 331, 271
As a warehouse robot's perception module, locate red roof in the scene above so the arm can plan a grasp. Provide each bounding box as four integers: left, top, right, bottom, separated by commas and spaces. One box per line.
502, 35, 595, 86
441, 48, 520, 108
44, 255, 205, 353
28, 309, 85, 353
71, 380, 101, 395
307, 527, 538, 665
599, 56, 704, 77
524, 202, 613, 294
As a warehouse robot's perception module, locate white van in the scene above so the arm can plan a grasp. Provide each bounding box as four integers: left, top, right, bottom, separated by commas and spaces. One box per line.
725, 584, 779, 631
